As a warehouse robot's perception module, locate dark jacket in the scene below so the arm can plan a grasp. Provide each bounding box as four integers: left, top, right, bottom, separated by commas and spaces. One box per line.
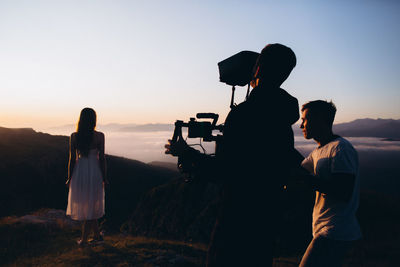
221, 84, 299, 195
206, 84, 299, 267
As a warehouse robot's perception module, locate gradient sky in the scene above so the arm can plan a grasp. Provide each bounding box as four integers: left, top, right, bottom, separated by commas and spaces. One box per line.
0, 0, 399, 130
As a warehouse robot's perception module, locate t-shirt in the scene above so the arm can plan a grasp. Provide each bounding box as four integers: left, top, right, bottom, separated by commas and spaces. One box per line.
301, 137, 362, 241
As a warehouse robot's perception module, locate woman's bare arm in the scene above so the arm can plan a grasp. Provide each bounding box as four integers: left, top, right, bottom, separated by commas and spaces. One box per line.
98, 132, 108, 183
66, 133, 77, 185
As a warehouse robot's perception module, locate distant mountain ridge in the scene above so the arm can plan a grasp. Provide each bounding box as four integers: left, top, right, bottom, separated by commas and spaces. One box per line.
46, 118, 400, 138
333, 118, 400, 139
46, 123, 172, 133
293, 118, 400, 139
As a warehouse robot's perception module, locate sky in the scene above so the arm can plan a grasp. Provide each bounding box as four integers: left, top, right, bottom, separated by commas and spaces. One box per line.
0, 0, 399, 130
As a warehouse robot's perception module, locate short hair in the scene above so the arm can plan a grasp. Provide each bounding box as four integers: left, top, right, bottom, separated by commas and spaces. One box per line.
301, 100, 337, 126
254, 43, 297, 84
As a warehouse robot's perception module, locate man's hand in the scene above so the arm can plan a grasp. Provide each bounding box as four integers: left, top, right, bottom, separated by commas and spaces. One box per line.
288, 166, 314, 190
290, 166, 312, 181
165, 138, 189, 157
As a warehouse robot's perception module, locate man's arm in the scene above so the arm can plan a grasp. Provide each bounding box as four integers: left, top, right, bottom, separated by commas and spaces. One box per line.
298, 144, 357, 202
165, 138, 218, 181
304, 172, 355, 202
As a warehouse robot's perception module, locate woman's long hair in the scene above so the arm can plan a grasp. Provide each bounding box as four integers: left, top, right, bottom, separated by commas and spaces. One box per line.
76, 108, 97, 157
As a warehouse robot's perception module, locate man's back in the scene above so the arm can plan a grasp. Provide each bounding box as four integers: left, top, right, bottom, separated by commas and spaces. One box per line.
207, 85, 299, 267
201, 43, 299, 267
221, 85, 299, 193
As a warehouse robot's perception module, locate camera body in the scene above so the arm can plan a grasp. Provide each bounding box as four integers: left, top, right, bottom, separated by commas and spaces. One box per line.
188, 119, 212, 140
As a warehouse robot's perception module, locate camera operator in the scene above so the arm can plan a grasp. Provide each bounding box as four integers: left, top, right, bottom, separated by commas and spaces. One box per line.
166, 43, 300, 267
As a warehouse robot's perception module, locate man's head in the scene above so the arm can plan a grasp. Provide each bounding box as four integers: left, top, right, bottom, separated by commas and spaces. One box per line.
300, 100, 337, 140
253, 43, 296, 87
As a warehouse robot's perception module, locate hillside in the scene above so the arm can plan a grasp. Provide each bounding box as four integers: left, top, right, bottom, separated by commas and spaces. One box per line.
149, 161, 180, 171
130, 147, 400, 240
129, 178, 222, 243
127, 147, 400, 265
1, 126, 400, 265
0, 127, 178, 228
129, 177, 315, 253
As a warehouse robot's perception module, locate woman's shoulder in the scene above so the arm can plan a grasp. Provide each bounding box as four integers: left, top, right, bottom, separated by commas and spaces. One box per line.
94, 130, 105, 137
94, 131, 105, 141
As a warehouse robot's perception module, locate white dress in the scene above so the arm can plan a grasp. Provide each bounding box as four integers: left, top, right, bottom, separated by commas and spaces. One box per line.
66, 149, 105, 221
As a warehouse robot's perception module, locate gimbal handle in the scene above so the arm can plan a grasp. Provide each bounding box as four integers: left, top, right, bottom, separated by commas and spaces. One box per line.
171, 120, 188, 143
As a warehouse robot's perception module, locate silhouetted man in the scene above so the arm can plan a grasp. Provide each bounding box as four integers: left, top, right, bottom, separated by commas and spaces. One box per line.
166, 43, 300, 266
298, 100, 362, 267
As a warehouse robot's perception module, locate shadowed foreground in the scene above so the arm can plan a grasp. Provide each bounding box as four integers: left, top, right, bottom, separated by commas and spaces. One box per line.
0, 210, 207, 267
1, 202, 399, 267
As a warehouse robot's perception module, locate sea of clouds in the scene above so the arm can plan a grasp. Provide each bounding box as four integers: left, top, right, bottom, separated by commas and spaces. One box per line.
44, 126, 400, 163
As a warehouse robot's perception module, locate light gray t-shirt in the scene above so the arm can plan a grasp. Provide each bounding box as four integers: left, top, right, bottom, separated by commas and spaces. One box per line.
302, 137, 362, 240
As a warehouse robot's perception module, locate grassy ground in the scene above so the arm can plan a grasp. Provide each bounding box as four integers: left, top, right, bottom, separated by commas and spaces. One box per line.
0, 220, 380, 267
0, 217, 300, 267
0, 212, 301, 267
1, 197, 399, 267
0, 218, 207, 267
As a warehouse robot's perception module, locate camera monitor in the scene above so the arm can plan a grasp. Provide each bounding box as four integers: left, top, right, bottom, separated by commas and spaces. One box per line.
218, 50, 260, 87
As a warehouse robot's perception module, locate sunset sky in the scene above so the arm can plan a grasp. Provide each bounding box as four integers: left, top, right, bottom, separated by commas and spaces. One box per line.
1, 0, 399, 130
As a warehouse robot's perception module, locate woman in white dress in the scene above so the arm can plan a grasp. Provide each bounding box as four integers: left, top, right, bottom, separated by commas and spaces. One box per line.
66, 107, 107, 246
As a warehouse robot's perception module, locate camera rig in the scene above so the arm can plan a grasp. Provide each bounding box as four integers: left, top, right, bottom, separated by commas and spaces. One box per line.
172, 113, 223, 144
168, 50, 260, 174
170, 113, 223, 175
